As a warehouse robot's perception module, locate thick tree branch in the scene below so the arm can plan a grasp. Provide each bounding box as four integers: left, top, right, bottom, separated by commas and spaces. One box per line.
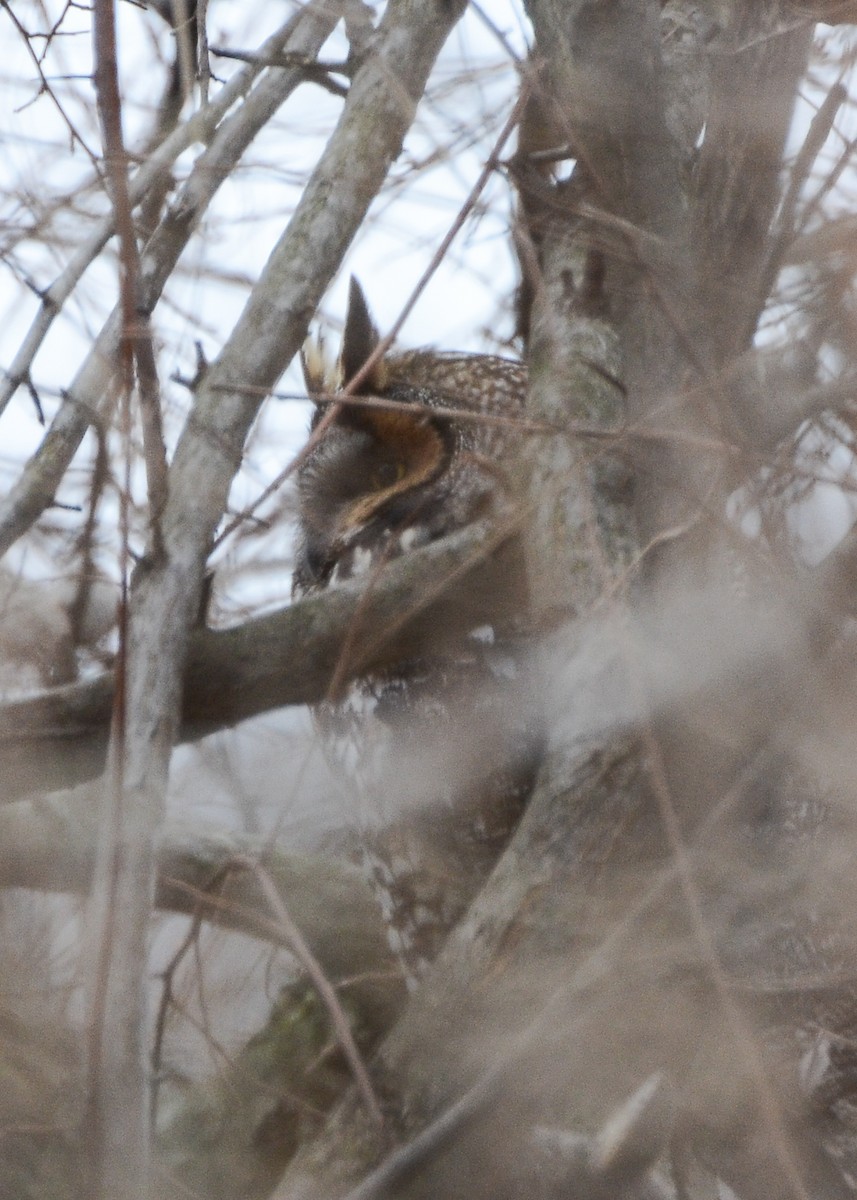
71, 2, 471, 1194
693, 3, 815, 363
0, 518, 502, 799
0, 791, 396, 993
68, 2, 474, 1192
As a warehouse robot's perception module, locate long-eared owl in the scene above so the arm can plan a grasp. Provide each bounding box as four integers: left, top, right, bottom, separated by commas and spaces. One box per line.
293, 280, 541, 985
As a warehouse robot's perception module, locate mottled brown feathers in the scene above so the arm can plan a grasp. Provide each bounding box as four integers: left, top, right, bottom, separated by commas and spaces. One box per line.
292, 281, 539, 984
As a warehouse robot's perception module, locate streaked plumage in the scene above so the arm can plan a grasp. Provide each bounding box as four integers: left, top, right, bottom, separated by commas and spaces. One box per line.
293, 281, 540, 983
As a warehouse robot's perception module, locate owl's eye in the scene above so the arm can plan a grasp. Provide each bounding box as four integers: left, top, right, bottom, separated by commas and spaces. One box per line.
370, 460, 406, 491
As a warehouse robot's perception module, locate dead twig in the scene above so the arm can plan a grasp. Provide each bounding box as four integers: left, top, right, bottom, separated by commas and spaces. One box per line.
234, 856, 386, 1131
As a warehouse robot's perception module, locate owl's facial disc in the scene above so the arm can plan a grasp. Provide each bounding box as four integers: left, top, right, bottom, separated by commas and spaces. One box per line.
294, 406, 450, 588
336, 409, 447, 537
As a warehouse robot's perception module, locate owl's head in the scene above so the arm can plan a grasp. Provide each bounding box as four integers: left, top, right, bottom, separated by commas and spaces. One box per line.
292, 280, 527, 599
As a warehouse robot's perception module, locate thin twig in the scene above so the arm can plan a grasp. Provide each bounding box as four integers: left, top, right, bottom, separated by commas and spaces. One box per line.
0, 14, 293, 419
752, 78, 847, 347
235, 856, 386, 1130
345, 85, 530, 397
0, 1, 100, 163
335, 1055, 508, 1200
261, 385, 740, 454
209, 46, 349, 97
85, 6, 148, 1196
150, 863, 231, 1122
0, 6, 337, 557
95, 0, 170, 531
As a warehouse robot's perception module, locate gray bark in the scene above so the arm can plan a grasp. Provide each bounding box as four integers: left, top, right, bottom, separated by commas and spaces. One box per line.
76, 1, 471, 1196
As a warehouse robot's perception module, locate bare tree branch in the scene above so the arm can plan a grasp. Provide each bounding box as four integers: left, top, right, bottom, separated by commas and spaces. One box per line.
83, 5, 159, 1194
0, 791, 396, 991
0, 6, 306, 420
244, 858, 386, 1130
0, 518, 502, 799
693, 3, 815, 363
0, 2, 341, 558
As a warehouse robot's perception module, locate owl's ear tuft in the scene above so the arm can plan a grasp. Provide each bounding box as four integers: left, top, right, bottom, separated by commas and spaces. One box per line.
341, 276, 387, 392
301, 335, 331, 398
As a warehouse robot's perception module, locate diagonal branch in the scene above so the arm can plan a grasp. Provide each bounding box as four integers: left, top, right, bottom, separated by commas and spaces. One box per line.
0, 3, 341, 559
0, 519, 500, 800
244, 858, 386, 1129
0, 794, 395, 991
0, 7, 305, 420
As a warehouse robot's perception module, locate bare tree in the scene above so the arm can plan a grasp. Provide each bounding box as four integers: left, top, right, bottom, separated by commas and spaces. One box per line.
4, 2, 857, 1198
